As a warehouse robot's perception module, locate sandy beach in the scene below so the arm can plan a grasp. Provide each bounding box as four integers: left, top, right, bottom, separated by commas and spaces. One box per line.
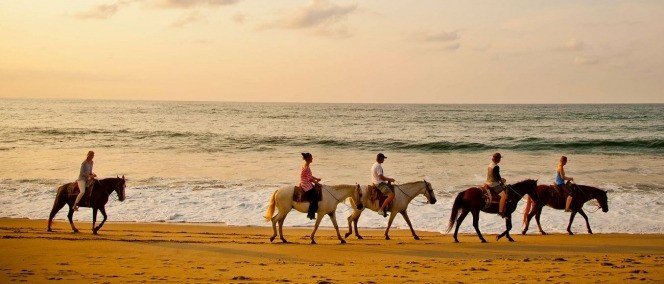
1, 218, 662, 283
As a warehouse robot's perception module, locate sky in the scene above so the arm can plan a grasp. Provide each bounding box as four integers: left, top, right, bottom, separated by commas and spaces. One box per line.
1, 0, 663, 104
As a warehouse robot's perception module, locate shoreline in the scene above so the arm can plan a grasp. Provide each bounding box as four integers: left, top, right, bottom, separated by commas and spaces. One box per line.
2, 218, 663, 283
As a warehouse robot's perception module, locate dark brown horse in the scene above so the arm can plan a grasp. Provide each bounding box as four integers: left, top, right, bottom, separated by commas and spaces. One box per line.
447, 179, 538, 243
47, 176, 126, 234
522, 184, 608, 235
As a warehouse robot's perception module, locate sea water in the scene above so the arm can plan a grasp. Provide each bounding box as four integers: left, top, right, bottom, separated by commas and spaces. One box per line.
0, 99, 662, 234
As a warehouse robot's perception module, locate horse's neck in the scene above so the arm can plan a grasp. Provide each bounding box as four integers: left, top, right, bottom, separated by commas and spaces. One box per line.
326, 185, 354, 200
396, 182, 423, 201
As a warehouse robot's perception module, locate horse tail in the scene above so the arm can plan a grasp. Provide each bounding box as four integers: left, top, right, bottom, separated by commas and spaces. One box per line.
263, 190, 277, 222
446, 191, 465, 233
523, 196, 534, 226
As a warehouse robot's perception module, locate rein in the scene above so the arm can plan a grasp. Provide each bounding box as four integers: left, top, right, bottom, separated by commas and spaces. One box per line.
394, 182, 429, 205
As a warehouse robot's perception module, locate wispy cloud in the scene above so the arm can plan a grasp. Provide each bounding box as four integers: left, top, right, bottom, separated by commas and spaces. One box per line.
171, 11, 204, 28
411, 30, 461, 52
73, 0, 240, 21
413, 31, 460, 43
151, 0, 239, 9
263, 0, 358, 38
573, 55, 599, 66
74, 3, 122, 19
555, 38, 586, 52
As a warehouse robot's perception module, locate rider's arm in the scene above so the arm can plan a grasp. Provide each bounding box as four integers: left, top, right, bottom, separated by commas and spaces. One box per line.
493, 166, 502, 183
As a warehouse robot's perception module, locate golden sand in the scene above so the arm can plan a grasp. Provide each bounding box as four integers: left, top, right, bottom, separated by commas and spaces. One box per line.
1, 218, 662, 283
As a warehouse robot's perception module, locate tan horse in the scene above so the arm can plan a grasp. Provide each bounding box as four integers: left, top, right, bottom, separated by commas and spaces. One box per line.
264, 184, 363, 244
345, 180, 437, 240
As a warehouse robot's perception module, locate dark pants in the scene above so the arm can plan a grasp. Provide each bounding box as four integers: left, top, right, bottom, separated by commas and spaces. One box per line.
306, 188, 319, 219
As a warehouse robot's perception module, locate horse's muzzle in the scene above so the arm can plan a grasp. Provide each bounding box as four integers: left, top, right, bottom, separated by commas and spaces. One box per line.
357, 203, 364, 210
430, 198, 437, 205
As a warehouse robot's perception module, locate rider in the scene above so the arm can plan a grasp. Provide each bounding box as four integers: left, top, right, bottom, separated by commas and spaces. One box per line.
300, 152, 322, 220
372, 153, 395, 217
556, 156, 575, 212
485, 152, 507, 217
74, 150, 97, 211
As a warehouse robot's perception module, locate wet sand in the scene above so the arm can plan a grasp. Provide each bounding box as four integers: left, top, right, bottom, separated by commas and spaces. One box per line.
1, 218, 662, 283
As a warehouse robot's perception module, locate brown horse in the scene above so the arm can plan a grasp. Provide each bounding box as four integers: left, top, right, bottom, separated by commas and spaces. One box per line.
47, 176, 126, 234
447, 179, 538, 243
522, 184, 608, 235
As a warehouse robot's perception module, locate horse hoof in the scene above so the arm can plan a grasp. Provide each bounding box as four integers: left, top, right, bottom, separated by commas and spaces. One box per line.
588, 231, 593, 234
73, 229, 79, 233
508, 238, 515, 242
357, 235, 363, 240
93, 231, 98, 235
541, 232, 548, 235
311, 240, 317, 245
521, 230, 527, 235
344, 232, 351, 238
281, 239, 288, 243
453, 239, 459, 243
385, 236, 391, 240
340, 240, 346, 244
413, 236, 420, 240
269, 236, 276, 242
481, 239, 487, 243
47, 228, 52, 232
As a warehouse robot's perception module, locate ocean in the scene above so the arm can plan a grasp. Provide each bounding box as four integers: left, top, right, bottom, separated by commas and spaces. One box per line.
1, 99, 662, 234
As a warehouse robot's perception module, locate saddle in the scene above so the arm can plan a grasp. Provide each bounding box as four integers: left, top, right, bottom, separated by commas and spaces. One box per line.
480, 184, 501, 210
551, 183, 573, 197
292, 185, 323, 203
67, 180, 96, 206
367, 185, 390, 210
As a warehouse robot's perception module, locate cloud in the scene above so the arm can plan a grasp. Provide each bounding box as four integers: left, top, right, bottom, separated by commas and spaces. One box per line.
555, 38, 585, 52
232, 13, 246, 24
74, 3, 121, 19
73, 0, 240, 20
151, 0, 239, 9
573, 55, 599, 66
414, 31, 460, 43
171, 11, 204, 28
263, 0, 358, 37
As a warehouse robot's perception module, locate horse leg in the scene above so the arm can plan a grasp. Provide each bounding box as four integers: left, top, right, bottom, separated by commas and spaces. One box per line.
92, 208, 98, 233
498, 215, 515, 242
471, 210, 486, 243
67, 207, 79, 233
310, 213, 325, 244
328, 212, 346, 244
535, 206, 547, 235
577, 209, 593, 234
47, 198, 67, 232
453, 209, 469, 243
384, 211, 398, 240
270, 211, 288, 243
400, 211, 420, 240
278, 217, 287, 243
345, 210, 363, 239
93, 207, 108, 235
566, 211, 578, 235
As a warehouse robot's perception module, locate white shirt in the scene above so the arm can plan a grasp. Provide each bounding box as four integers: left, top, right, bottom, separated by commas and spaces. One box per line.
371, 162, 386, 185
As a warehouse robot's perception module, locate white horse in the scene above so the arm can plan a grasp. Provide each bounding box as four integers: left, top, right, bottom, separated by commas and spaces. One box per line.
264, 184, 363, 244
345, 180, 436, 240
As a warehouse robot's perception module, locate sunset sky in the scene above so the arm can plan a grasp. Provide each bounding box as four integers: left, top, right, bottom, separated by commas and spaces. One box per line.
1, 0, 663, 103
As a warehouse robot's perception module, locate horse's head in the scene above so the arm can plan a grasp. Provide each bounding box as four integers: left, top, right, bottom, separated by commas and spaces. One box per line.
509, 179, 538, 200
596, 188, 609, 213
116, 175, 126, 202
354, 184, 364, 210
423, 180, 437, 204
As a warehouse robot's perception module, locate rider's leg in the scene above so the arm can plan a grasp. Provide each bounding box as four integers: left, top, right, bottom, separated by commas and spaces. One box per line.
565, 196, 572, 212
498, 191, 506, 217
306, 189, 318, 220
73, 180, 86, 211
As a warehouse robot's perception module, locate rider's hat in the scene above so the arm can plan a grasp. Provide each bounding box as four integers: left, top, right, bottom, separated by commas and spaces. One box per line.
377, 153, 387, 159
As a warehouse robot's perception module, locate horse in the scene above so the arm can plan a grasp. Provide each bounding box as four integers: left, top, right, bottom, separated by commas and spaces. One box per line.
344, 180, 437, 240
47, 176, 126, 234
264, 184, 363, 244
447, 179, 538, 243
522, 183, 608, 235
